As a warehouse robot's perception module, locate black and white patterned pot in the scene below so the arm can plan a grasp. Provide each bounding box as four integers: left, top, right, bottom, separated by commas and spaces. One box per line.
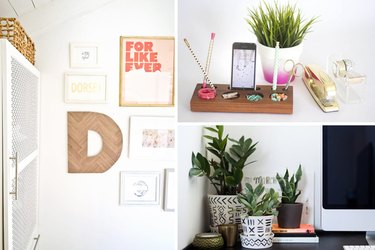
207, 195, 245, 232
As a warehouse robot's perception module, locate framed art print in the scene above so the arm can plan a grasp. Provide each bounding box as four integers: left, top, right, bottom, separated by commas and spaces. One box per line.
70, 43, 99, 68
163, 168, 176, 212
119, 36, 175, 107
65, 72, 107, 103
128, 116, 175, 160
120, 171, 160, 205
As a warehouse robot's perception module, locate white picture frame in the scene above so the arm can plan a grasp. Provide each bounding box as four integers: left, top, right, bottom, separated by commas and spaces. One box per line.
64, 72, 107, 103
120, 171, 160, 205
128, 116, 175, 160
70, 43, 99, 68
163, 168, 176, 212
119, 36, 175, 107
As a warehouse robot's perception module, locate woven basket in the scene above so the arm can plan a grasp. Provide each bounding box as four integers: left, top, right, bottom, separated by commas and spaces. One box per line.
0, 18, 35, 65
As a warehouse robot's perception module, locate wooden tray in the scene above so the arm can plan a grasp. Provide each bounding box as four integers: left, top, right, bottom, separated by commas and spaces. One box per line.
190, 84, 293, 114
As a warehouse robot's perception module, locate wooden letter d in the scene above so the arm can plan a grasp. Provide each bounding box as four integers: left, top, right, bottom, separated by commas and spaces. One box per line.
68, 112, 123, 173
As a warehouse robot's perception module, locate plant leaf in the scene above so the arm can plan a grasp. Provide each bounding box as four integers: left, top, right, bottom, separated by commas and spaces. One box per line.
189, 168, 203, 177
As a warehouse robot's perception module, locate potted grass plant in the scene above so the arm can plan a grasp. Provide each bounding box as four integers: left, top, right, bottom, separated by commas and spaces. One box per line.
237, 183, 280, 249
189, 125, 258, 231
246, 1, 317, 84
276, 164, 303, 228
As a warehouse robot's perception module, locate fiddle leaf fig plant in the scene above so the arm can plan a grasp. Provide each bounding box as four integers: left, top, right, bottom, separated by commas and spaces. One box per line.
189, 125, 258, 195
276, 164, 303, 203
237, 182, 280, 216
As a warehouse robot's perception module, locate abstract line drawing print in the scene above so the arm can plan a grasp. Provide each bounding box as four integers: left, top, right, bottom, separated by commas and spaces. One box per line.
133, 180, 149, 197
120, 171, 160, 205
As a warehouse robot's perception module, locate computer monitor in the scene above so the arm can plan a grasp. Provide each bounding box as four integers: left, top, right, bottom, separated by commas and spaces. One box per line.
322, 125, 375, 245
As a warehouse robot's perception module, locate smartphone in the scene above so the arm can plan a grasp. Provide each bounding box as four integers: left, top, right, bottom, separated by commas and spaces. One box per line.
230, 42, 256, 89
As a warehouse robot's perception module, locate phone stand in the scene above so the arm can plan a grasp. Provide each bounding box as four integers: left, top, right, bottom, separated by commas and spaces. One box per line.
190, 84, 293, 114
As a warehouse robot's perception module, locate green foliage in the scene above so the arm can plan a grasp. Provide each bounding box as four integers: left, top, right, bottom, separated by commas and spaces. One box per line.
237, 183, 280, 216
189, 125, 258, 195
245, 1, 318, 48
276, 164, 303, 203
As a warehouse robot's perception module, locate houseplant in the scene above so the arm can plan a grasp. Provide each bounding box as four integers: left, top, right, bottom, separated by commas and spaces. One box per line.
276, 164, 303, 228
189, 125, 258, 231
246, 1, 317, 84
237, 183, 280, 249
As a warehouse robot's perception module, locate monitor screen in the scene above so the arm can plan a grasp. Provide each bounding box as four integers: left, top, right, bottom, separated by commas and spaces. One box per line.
323, 125, 375, 209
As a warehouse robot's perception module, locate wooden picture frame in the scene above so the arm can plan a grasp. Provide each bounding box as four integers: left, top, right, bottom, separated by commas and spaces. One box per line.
120, 171, 161, 205
70, 43, 99, 68
119, 36, 175, 107
64, 72, 107, 103
128, 116, 175, 160
163, 168, 176, 212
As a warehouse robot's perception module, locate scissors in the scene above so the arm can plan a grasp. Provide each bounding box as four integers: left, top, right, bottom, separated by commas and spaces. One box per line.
283, 59, 306, 90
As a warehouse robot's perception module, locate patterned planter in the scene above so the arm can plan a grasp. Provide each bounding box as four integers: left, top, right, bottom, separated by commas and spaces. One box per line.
240, 233, 274, 249
240, 215, 274, 249
207, 195, 245, 232
241, 215, 273, 237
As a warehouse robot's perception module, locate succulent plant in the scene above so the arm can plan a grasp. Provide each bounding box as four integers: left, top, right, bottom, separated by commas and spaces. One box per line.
276, 164, 303, 203
237, 182, 280, 216
189, 125, 257, 195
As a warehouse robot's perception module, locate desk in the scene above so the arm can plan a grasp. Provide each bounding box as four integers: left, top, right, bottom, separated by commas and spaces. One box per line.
185, 231, 369, 250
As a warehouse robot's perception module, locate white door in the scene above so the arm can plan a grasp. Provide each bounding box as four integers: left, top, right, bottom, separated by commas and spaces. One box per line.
1, 40, 40, 250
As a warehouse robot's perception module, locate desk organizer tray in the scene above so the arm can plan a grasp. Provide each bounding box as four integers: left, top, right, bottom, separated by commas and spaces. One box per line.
190, 84, 293, 114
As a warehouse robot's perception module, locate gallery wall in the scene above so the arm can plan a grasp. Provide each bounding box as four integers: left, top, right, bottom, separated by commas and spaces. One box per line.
178, 125, 322, 249
32, 0, 175, 249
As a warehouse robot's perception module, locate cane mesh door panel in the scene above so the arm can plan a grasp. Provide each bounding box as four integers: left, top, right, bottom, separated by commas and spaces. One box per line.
7, 55, 39, 250
11, 57, 39, 162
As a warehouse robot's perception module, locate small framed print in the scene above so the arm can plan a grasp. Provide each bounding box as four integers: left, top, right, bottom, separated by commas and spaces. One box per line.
163, 168, 176, 212
128, 116, 175, 160
120, 171, 160, 205
119, 36, 175, 107
70, 43, 99, 68
65, 72, 107, 103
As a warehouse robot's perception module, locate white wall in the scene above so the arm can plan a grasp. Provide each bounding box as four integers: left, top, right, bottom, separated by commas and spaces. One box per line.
178, 124, 322, 247
224, 125, 322, 227
177, 126, 207, 249
33, 0, 176, 249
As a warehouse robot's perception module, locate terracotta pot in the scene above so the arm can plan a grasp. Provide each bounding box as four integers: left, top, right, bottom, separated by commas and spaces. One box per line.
258, 43, 303, 84
277, 203, 303, 228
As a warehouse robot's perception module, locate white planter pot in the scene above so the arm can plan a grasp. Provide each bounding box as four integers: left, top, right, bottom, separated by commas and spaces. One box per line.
240, 215, 274, 249
258, 43, 303, 84
241, 215, 273, 237
240, 233, 274, 249
207, 195, 245, 232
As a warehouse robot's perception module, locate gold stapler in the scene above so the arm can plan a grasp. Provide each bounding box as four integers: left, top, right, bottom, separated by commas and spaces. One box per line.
303, 64, 339, 112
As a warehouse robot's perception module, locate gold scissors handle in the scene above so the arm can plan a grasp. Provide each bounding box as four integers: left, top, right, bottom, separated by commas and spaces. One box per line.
284, 60, 306, 90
